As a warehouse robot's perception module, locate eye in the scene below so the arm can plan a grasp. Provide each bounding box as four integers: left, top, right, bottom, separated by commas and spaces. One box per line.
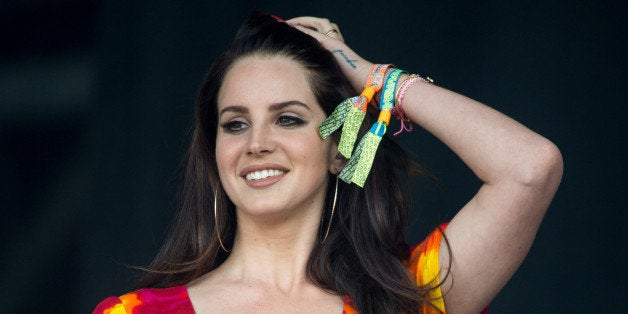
220, 120, 249, 133
277, 115, 305, 127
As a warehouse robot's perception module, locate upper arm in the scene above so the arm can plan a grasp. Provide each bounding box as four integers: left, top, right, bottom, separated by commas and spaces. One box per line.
439, 142, 563, 312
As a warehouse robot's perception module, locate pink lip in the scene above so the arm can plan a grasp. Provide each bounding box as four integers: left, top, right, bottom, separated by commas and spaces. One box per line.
240, 163, 289, 189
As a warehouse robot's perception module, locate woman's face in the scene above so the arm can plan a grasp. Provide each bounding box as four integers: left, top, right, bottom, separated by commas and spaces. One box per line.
216, 55, 340, 221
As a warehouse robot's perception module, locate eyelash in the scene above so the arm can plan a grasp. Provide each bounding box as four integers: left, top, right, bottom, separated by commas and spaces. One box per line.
277, 115, 305, 127
220, 120, 248, 133
220, 115, 306, 133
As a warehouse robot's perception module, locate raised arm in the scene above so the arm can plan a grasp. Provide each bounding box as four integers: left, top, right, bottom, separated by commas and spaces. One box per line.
288, 17, 563, 312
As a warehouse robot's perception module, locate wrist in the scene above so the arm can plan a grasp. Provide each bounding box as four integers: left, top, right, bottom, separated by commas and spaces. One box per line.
350, 61, 374, 93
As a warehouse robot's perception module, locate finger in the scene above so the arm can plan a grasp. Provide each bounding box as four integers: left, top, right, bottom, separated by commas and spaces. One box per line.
322, 28, 342, 42
291, 24, 340, 49
330, 23, 344, 42
286, 16, 335, 34
286, 16, 344, 43
286, 16, 329, 30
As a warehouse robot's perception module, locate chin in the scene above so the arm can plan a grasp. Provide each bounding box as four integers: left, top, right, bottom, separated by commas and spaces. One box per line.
236, 202, 291, 218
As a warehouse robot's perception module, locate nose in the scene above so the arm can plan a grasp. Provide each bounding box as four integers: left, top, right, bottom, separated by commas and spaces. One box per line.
247, 124, 275, 156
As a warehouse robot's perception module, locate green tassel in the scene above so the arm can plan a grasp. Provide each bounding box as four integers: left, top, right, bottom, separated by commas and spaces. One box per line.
339, 121, 386, 187
318, 98, 352, 139
338, 135, 362, 184
337, 106, 366, 158
318, 96, 368, 158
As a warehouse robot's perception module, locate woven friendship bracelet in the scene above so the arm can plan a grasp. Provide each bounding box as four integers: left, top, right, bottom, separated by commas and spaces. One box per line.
318, 64, 391, 158
319, 65, 433, 187
339, 68, 403, 187
391, 74, 434, 136
395, 74, 433, 106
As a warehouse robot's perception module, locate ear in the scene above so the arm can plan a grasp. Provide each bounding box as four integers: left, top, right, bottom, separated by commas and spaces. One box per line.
328, 143, 347, 175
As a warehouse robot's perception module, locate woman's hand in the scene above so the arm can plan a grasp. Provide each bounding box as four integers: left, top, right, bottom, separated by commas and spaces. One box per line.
286, 16, 373, 93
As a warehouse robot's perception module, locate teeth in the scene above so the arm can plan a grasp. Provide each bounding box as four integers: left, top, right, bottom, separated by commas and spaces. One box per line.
245, 169, 284, 181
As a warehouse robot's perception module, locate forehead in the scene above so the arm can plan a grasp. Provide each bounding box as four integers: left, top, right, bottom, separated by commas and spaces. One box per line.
217, 55, 318, 109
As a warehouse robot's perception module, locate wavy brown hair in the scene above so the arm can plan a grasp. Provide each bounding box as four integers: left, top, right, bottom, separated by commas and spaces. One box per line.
137, 11, 445, 313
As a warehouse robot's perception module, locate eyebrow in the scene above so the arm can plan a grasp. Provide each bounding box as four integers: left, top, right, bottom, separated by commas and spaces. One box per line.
219, 100, 312, 117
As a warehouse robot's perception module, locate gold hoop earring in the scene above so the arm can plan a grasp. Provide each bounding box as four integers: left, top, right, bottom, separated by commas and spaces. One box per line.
214, 190, 231, 252
321, 176, 339, 244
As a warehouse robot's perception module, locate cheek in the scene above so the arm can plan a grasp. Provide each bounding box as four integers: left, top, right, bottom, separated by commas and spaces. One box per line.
215, 135, 242, 173
290, 134, 333, 169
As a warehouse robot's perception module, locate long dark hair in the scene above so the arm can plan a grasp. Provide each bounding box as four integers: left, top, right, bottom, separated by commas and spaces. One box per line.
138, 12, 441, 313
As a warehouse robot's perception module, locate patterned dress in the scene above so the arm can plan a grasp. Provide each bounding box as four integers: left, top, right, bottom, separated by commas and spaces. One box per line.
94, 225, 454, 314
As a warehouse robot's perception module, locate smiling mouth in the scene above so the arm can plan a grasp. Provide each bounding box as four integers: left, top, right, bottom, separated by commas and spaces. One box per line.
245, 169, 285, 181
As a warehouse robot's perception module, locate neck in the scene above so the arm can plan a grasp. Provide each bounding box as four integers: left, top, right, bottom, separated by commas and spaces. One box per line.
218, 205, 324, 293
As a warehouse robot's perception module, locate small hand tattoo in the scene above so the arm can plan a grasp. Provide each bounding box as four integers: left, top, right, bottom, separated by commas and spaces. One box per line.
331, 49, 357, 69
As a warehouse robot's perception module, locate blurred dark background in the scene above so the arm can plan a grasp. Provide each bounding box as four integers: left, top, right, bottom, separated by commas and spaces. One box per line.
1, 0, 625, 313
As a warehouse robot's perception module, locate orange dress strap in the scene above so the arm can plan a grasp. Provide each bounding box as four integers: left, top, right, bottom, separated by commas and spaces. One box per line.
342, 223, 449, 313
406, 223, 448, 313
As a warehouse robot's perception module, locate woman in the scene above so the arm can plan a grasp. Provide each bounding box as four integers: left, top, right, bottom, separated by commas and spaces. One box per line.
94, 12, 562, 313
